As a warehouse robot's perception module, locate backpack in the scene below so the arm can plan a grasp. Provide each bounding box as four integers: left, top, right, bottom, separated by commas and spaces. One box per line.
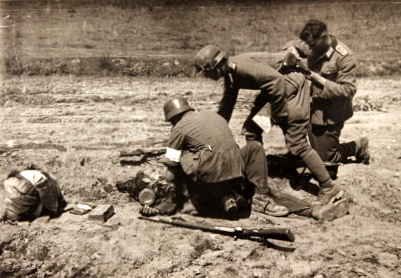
2, 169, 67, 221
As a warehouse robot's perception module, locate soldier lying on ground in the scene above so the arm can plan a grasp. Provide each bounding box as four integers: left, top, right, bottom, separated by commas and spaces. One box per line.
1, 165, 67, 222
192, 46, 344, 206
140, 97, 289, 218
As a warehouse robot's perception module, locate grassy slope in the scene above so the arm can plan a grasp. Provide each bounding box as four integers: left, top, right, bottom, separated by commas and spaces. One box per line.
1, 0, 401, 76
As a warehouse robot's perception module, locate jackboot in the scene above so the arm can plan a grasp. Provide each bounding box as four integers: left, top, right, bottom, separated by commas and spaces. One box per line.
317, 179, 344, 205
311, 198, 350, 221
355, 136, 370, 165
263, 195, 289, 216
253, 194, 289, 217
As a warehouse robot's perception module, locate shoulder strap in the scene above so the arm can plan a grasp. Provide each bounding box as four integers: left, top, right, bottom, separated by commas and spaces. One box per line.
335, 45, 348, 56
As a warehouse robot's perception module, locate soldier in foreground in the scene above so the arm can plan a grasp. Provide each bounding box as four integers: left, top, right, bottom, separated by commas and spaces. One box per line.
1, 165, 67, 222
283, 19, 370, 165
192, 46, 343, 206
140, 97, 289, 218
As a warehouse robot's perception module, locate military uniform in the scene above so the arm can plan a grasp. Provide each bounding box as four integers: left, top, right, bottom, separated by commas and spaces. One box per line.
220, 52, 332, 186
217, 54, 288, 142
283, 36, 358, 162
167, 110, 244, 184
162, 110, 270, 215
2, 169, 67, 221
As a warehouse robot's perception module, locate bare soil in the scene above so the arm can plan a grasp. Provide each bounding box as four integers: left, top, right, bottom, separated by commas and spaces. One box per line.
0, 76, 400, 278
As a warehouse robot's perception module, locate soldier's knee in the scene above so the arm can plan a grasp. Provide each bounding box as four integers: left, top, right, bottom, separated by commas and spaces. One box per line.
287, 141, 310, 157
246, 140, 264, 153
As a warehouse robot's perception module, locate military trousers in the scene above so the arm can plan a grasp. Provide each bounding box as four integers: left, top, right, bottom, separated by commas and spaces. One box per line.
182, 141, 268, 216
245, 72, 332, 185
308, 123, 357, 163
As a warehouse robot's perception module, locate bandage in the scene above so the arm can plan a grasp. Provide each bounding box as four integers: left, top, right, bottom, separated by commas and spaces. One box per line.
165, 148, 182, 162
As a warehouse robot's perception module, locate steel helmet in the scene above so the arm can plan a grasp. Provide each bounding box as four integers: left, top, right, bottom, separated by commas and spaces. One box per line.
163, 97, 194, 121
194, 45, 226, 73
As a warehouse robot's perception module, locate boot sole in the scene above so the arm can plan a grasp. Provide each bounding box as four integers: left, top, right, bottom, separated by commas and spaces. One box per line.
329, 189, 344, 204
262, 210, 289, 217
315, 198, 350, 221
262, 203, 289, 217
317, 189, 344, 205
356, 153, 370, 165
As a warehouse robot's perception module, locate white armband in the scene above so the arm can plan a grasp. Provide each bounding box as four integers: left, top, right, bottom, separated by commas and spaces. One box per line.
165, 147, 182, 163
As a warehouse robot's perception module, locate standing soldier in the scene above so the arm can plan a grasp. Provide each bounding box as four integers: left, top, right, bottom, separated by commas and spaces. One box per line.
140, 97, 289, 218
283, 19, 370, 164
193, 46, 344, 205
194, 45, 288, 143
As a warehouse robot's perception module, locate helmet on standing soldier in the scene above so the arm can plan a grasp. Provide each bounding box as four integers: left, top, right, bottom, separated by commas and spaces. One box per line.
193, 45, 226, 73
163, 97, 194, 122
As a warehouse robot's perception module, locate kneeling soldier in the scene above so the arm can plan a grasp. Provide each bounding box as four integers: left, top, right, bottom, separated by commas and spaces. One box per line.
193, 46, 344, 205
140, 97, 288, 218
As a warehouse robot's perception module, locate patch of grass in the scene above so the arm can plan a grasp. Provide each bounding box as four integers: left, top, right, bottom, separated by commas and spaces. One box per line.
2, 56, 194, 77
1, 1, 400, 77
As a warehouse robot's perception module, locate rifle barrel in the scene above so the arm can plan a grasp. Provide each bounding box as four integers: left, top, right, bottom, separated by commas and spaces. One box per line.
139, 216, 236, 233
138, 216, 295, 242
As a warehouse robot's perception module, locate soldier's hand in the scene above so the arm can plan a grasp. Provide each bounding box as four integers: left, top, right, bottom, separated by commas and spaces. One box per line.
140, 205, 160, 216
308, 71, 327, 86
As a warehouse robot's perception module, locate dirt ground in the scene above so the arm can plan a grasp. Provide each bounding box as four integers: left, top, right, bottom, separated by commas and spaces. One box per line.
0, 76, 400, 278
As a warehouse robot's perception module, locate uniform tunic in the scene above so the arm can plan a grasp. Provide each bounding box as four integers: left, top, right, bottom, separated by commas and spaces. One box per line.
217, 54, 288, 126
167, 110, 244, 184
229, 51, 331, 184
283, 36, 357, 125
157, 111, 270, 215
284, 36, 358, 162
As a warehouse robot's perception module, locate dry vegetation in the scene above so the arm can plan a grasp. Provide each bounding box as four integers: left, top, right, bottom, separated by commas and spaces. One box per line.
1, 0, 401, 76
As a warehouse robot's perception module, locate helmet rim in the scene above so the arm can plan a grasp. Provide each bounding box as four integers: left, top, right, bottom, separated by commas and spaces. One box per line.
194, 45, 226, 73
163, 97, 194, 121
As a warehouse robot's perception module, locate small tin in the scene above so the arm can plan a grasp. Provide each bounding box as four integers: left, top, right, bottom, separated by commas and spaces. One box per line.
138, 188, 157, 206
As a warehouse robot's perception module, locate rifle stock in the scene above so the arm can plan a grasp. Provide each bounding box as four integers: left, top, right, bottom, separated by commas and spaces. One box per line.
138, 216, 295, 242
240, 228, 295, 242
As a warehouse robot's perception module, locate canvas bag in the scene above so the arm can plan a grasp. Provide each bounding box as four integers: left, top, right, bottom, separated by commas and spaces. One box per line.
2, 170, 66, 221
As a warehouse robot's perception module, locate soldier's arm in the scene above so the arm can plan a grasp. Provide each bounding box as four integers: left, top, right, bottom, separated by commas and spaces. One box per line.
159, 128, 185, 168
316, 54, 357, 100
217, 79, 239, 122
283, 40, 310, 58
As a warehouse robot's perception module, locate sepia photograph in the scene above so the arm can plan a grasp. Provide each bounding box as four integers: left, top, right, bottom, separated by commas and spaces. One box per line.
0, 0, 400, 277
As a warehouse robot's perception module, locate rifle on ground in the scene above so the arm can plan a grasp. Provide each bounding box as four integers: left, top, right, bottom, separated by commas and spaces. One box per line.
138, 216, 295, 243
282, 52, 311, 76
118, 148, 166, 166
119, 148, 166, 157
